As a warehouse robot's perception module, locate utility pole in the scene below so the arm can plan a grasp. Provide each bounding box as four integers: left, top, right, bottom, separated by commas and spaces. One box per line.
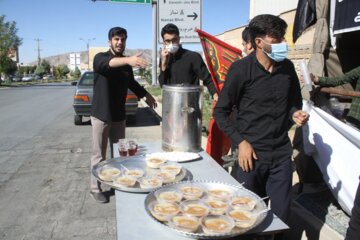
152, 0, 158, 86
34, 38, 42, 66
80, 38, 96, 70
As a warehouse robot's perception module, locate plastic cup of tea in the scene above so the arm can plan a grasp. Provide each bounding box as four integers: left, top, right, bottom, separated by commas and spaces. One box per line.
128, 144, 137, 156
118, 139, 128, 157
119, 148, 128, 157
127, 138, 138, 153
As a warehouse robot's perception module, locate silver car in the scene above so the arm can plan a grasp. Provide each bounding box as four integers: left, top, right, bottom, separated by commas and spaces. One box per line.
72, 71, 138, 125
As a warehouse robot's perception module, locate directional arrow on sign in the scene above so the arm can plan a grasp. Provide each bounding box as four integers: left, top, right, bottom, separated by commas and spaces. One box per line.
187, 12, 198, 20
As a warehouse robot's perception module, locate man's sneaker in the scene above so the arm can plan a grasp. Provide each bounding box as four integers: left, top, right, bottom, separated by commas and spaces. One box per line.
90, 191, 108, 203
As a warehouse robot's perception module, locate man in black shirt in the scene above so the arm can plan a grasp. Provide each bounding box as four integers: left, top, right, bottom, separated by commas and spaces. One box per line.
214, 15, 309, 222
90, 27, 157, 203
159, 23, 218, 100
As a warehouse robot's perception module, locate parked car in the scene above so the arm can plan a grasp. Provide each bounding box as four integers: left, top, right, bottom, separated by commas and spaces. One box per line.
10, 75, 22, 82
22, 74, 34, 82
72, 71, 138, 125
43, 74, 53, 80
34, 75, 42, 80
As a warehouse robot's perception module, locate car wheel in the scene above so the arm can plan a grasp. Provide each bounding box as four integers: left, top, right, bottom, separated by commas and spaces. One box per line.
74, 115, 82, 125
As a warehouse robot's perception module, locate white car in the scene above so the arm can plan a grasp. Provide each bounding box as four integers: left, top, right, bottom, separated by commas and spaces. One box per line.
22, 75, 34, 82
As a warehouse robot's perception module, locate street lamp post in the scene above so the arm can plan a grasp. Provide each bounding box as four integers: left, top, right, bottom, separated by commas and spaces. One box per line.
80, 37, 96, 70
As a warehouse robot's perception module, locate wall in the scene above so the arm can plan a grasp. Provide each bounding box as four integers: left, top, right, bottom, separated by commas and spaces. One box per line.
249, 0, 298, 19
89, 47, 109, 71
215, 9, 315, 63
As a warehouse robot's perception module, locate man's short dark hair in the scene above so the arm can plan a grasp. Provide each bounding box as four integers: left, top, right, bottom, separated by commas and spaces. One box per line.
108, 27, 127, 40
248, 14, 287, 49
161, 23, 180, 39
242, 26, 251, 43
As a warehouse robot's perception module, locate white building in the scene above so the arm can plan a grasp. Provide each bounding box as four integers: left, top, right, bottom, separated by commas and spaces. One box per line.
69, 53, 81, 71
249, 0, 298, 19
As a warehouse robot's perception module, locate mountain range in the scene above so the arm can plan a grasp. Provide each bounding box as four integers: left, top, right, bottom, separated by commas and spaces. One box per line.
28, 49, 153, 66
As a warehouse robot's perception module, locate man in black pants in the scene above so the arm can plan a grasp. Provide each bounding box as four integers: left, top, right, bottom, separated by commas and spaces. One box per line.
214, 14, 309, 223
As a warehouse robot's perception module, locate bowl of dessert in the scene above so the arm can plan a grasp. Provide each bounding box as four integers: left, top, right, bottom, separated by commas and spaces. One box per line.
97, 166, 121, 182
203, 197, 229, 215
228, 208, 258, 229
160, 162, 182, 175
146, 157, 167, 169
230, 195, 257, 211
168, 214, 200, 233
200, 214, 235, 235
123, 168, 145, 179
139, 176, 163, 189
180, 200, 209, 218
207, 188, 233, 201
155, 188, 183, 203
179, 184, 204, 200
148, 201, 180, 222
113, 175, 137, 188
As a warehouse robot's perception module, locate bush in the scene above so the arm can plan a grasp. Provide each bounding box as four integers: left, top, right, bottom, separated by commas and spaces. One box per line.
202, 90, 213, 135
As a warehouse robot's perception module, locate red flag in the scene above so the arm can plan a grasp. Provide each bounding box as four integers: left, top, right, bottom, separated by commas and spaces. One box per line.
196, 29, 243, 165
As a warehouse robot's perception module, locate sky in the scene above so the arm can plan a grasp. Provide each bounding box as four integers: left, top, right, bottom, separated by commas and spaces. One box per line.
0, 0, 250, 64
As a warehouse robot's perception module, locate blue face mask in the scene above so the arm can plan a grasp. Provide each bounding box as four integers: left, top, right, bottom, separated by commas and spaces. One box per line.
262, 40, 288, 62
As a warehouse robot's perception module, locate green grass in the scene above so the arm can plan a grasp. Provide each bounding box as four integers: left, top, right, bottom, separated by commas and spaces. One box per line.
202, 91, 213, 136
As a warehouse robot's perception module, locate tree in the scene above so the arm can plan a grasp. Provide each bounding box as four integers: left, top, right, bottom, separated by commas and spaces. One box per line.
73, 66, 81, 79
62, 65, 70, 76
40, 59, 51, 74
53, 64, 70, 80
0, 15, 22, 83
140, 67, 152, 85
19, 65, 36, 75
5, 60, 17, 76
35, 64, 46, 78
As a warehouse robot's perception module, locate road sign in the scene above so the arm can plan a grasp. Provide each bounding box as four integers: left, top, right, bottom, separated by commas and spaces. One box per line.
158, 0, 202, 43
110, 0, 151, 4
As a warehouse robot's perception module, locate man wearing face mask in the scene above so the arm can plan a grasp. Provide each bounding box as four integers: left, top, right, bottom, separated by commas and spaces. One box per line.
214, 14, 309, 224
158, 23, 218, 100
90, 27, 157, 203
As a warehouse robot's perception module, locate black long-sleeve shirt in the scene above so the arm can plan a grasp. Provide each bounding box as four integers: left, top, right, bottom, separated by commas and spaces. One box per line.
158, 47, 217, 96
213, 53, 302, 162
91, 50, 147, 122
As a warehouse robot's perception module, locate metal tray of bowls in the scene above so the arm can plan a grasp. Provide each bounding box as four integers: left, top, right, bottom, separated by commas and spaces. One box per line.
144, 180, 268, 239
92, 156, 192, 193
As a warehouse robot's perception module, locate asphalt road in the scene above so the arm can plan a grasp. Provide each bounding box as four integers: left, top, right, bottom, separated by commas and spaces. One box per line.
0, 83, 161, 240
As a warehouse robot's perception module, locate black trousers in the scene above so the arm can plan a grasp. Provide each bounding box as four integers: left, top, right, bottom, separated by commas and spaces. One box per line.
346, 180, 360, 240
231, 154, 293, 223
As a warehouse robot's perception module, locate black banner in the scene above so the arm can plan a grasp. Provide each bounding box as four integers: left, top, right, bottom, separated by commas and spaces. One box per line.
334, 0, 360, 35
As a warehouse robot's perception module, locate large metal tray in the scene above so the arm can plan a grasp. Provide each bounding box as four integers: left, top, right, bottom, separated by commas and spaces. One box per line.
92, 156, 192, 193
144, 180, 268, 239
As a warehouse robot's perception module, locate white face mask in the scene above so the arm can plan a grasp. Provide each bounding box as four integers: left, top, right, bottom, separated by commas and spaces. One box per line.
165, 43, 179, 54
